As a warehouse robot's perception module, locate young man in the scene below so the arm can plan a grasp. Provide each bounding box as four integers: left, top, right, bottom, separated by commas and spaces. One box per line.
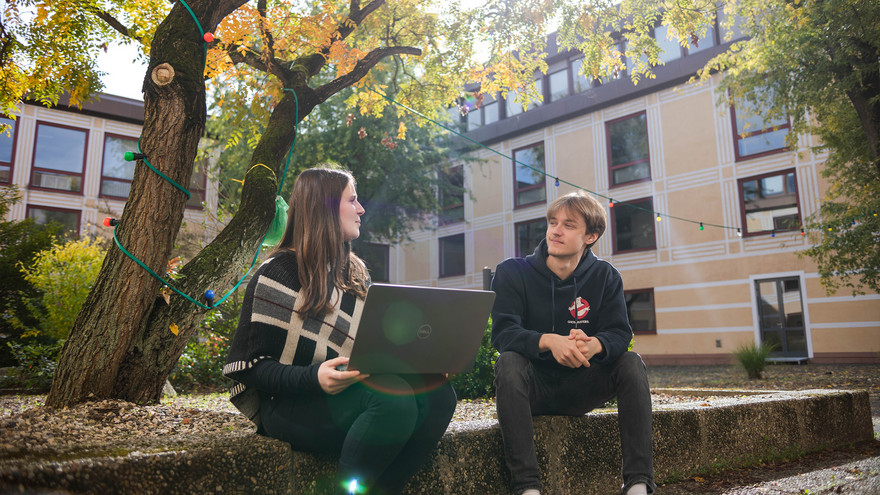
490, 191, 655, 495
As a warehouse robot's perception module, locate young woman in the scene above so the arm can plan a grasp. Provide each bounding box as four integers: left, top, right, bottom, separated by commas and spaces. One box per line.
224, 167, 457, 494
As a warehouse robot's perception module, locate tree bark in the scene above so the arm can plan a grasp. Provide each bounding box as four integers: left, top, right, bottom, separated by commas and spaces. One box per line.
847, 85, 880, 176
46, 0, 408, 407
46, 0, 248, 408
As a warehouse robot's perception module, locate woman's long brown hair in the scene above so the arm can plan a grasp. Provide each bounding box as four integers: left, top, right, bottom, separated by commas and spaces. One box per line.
273, 167, 369, 317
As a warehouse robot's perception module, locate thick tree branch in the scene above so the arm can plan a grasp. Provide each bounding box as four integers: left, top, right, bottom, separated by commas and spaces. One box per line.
257, 0, 277, 68
90, 8, 145, 44
314, 45, 421, 102
302, 0, 386, 77
227, 44, 270, 73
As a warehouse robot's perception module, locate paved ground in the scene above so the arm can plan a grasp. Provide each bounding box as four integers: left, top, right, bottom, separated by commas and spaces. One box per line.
649, 364, 880, 494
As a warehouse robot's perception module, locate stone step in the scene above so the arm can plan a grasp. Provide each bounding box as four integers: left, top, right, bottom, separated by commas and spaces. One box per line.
0, 389, 872, 494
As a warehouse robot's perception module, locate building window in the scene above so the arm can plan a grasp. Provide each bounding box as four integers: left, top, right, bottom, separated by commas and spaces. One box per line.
513, 143, 546, 208
548, 68, 569, 102
654, 25, 683, 63
30, 122, 88, 193
625, 289, 656, 334
571, 58, 592, 93
26, 205, 81, 236
439, 165, 464, 225
186, 159, 208, 209
101, 135, 138, 198
439, 233, 465, 278
447, 105, 463, 129
356, 243, 389, 283
505, 90, 523, 117
612, 197, 656, 253
466, 108, 481, 131
625, 40, 648, 76
731, 98, 790, 160
483, 100, 499, 126
685, 22, 717, 54
0, 116, 18, 183
607, 112, 650, 187
515, 218, 547, 258
739, 169, 800, 236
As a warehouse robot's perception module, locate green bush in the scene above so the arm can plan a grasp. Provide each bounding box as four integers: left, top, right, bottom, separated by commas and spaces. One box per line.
2, 340, 64, 390
169, 292, 242, 393
450, 318, 498, 399
169, 331, 232, 393
16, 237, 106, 340
733, 342, 775, 379
0, 185, 61, 366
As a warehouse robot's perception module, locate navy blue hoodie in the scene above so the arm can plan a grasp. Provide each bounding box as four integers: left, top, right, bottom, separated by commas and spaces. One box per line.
490, 239, 633, 369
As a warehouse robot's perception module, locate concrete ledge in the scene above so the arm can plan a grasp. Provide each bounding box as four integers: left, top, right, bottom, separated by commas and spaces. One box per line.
0, 389, 872, 494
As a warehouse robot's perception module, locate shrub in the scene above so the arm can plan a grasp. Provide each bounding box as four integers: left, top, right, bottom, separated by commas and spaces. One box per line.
733, 342, 775, 379
450, 318, 498, 399
16, 237, 106, 340
169, 331, 232, 394
2, 340, 64, 390
169, 292, 242, 393
0, 185, 61, 366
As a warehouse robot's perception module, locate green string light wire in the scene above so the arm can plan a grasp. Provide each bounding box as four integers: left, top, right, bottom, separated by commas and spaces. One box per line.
137, 138, 191, 199
108, 1, 302, 310
367, 86, 739, 233
178, 0, 208, 62
112, 88, 299, 310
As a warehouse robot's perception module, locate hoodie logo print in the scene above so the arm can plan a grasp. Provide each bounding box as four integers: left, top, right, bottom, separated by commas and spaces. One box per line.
569, 297, 590, 319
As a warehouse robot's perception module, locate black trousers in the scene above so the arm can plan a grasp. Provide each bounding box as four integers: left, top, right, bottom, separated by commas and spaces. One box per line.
260, 374, 456, 494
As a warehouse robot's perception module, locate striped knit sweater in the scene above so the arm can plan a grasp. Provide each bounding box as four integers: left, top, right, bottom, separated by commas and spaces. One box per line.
223, 250, 366, 428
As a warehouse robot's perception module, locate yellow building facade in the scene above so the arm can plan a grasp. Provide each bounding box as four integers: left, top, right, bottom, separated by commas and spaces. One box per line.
368, 35, 879, 365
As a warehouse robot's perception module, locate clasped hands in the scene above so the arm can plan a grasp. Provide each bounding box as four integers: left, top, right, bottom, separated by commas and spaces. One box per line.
541, 329, 603, 368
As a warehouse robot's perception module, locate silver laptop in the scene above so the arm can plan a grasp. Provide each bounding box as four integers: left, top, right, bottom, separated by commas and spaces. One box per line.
347, 284, 496, 374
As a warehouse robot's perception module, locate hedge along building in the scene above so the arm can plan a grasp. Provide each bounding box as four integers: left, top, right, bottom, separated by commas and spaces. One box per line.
1, 93, 222, 258
359, 26, 880, 365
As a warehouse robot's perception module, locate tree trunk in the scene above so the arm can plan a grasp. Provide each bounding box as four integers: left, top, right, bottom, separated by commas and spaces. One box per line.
46, 1, 247, 408
847, 86, 880, 176
846, 40, 880, 176
46, 0, 386, 408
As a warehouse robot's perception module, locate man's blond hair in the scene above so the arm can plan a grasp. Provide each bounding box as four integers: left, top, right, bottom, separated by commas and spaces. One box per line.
546, 191, 607, 244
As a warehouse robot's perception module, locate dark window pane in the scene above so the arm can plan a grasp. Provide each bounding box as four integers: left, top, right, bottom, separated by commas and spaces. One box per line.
34, 124, 86, 173
357, 243, 389, 283
102, 136, 137, 180
738, 128, 788, 157
187, 160, 207, 208
625, 290, 655, 333
612, 162, 650, 185
613, 199, 656, 252
101, 179, 132, 198
608, 114, 649, 167
516, 219, 547, 257
741, 171, 799, 234
439, 166, 464, 224
514, 144, 545, 207
758, 281, 781, 329
439, 234, 465, 277
31, 171, 82, 191
0, 166, 9, 183
733, 95, 790, 158
27, 207, 79, 235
